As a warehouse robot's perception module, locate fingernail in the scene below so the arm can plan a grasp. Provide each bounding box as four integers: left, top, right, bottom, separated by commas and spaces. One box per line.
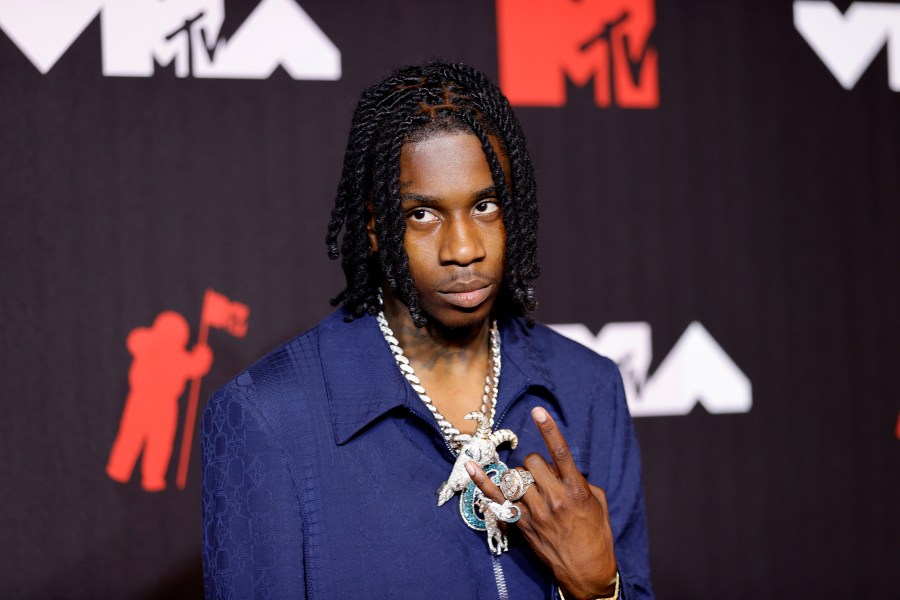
465, 461, 477, 476
532, 406, 548, 423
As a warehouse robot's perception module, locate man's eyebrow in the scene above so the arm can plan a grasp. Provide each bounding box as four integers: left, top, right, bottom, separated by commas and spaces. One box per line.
400, 193, 441, 206
399, 185, 500, 206
472, 185, 498, 199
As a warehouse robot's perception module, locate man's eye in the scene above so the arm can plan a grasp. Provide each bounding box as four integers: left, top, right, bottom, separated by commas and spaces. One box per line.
474, 200, 499, 215
409, 208, 438, 223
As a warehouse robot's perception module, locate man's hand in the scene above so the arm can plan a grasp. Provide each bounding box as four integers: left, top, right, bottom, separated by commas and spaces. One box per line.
466, 406, 618, 600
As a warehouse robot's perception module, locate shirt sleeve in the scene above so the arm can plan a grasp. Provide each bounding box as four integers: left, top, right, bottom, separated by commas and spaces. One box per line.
600, 362, 655, 600
201, 382, 307, 599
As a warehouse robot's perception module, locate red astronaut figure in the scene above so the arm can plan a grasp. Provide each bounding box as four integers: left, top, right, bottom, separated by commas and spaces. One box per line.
106, 311, 212, 491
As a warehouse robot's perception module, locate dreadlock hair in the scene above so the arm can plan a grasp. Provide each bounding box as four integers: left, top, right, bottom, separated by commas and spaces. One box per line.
325, 62, 539, 327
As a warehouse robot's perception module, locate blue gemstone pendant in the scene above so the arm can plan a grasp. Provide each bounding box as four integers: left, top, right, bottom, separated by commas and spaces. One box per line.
459, 461, 508, 531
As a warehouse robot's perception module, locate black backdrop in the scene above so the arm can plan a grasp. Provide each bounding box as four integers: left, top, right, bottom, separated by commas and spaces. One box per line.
1, 1, 898, 598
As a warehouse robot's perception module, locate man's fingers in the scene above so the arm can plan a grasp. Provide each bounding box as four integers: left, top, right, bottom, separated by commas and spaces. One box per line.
523, 451, 555, 486
465, 461, 505, 503
588, 483, 609, 511
531, 406, 582, 483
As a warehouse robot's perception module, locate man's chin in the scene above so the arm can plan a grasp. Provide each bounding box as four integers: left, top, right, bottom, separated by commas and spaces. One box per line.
424, 304, 495, 331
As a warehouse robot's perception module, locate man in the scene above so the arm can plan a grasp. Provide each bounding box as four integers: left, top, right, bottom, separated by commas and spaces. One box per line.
201, 62, 653, 599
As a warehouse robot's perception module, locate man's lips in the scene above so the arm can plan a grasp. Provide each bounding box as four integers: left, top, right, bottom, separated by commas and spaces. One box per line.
437, 283, 494, 309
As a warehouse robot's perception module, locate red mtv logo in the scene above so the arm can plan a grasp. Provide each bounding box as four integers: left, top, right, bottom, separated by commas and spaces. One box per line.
106, 289, 249, 492
497, 0, 659, 108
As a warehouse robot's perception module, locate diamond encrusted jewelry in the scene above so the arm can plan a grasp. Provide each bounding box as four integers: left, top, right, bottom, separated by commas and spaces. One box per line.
376, 295, 520, 555
436, 412, 518, 506
375, 305, 501, 453
499, 468, 535, 502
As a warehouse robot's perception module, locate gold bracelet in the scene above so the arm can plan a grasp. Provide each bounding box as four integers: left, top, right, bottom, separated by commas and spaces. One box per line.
557, 571, 620, 600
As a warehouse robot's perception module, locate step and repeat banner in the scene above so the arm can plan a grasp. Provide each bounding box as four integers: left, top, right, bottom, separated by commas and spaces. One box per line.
1, 0, 898, 597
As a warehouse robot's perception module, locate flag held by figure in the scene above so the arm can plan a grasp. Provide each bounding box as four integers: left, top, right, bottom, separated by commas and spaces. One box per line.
202, 288, 249, 338
177, 288, 250, 489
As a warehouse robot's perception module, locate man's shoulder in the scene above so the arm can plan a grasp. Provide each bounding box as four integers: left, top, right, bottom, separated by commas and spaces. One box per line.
207, 309, 350, 414
508, 317, 620, 381
502, 317, 626, 433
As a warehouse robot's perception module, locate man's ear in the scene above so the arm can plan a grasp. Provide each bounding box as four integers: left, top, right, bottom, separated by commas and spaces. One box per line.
366, 202, 379, 253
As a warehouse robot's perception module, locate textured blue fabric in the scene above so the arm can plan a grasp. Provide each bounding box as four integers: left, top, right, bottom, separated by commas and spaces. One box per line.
201, 309, 654, 599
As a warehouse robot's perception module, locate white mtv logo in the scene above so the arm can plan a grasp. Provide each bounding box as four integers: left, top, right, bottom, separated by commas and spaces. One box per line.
794, 1, 900, 90
550, 322, 752, 417
0, 0, 341, 79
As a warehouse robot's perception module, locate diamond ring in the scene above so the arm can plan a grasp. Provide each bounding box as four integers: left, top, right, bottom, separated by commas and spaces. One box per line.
499, 468, 535, 502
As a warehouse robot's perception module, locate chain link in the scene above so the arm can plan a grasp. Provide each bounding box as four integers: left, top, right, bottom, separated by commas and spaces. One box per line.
376, 309, 500, 453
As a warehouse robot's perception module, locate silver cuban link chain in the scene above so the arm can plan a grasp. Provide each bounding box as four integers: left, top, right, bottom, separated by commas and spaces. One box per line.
375, 308, 500, 454
376, 297, 519, 558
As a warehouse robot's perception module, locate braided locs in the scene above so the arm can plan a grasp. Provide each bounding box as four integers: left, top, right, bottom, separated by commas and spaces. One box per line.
325, 62, 539, 326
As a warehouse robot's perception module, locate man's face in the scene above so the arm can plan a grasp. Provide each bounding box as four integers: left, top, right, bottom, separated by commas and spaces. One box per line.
389, 131, 510, 330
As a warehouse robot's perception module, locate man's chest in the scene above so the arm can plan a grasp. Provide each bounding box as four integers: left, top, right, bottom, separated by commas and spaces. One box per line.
291, 398, 592, 599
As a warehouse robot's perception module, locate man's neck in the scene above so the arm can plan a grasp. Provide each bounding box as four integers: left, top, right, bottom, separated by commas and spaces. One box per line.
381, 292, 490, 375
380, 290, 496, 436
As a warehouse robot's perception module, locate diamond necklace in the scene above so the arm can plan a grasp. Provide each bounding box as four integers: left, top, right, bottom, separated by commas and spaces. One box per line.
375, 308, 501, 454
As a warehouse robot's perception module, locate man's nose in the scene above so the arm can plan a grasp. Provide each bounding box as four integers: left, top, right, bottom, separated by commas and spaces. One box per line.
439, 217, 486, 266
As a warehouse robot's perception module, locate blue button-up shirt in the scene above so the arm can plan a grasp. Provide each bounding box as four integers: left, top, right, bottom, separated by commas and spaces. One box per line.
201, 309, 653, 599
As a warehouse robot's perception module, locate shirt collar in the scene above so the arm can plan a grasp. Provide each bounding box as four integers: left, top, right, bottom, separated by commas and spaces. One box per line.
319, 309, 557, 446
492, 315, 557, 425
